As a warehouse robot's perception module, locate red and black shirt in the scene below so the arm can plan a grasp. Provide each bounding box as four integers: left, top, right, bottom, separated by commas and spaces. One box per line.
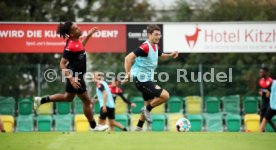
108, 84, 131, 105
133, 42, 162, 57
63, 39, 86, 74
258, 77, 273, 108
93, 84, 132, 105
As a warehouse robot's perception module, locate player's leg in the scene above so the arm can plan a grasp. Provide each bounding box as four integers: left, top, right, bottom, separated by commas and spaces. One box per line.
98, 107, 107, 126
108, 119, 127, 131
142, 83, 169, 109
98, 118, 106, 125
107, 108, 127, 131
77, 91, 97, 129
135, 100, 152, 131
0, 117, 5, 132
135, 89, 169, 130
267, 120, 276, 132
259, 108, 265, 123
141, 84, 169, 123
134, 83, 169, 130
149, 87, 170, 107
34, 92, 75, 109
260, 118, 268, 132
262, 107, 276, 132
266, 107, 276, 132
260, 107, 276, 132
34, 78, 77, 109
94, 118, 108, 131
135, 88, 169, 130
94, 107, 109, 131
48, 93, 75, 102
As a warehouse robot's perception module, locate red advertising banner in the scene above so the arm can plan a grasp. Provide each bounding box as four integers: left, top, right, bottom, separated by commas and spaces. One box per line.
0, 23, 126, 53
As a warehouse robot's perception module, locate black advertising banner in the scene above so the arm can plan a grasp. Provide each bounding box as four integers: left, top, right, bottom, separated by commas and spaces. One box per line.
126, 24, 163, 53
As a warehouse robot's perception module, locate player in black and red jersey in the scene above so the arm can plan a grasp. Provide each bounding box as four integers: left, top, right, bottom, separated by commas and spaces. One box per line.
258, 64, 276, 132
109, 79, 136, 108
34, 21, 98, 130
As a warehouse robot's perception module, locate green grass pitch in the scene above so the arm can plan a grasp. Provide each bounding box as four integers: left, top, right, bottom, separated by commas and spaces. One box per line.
0, 132, 275, 150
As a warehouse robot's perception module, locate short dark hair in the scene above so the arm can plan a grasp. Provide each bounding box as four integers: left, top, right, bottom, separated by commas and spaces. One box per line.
147, 24, 160, 34
261, 64, 269, 72
57, 21, 73, 39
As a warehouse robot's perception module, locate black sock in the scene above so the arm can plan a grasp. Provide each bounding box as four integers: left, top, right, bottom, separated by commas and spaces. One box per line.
146, 104, 153, 112
122, 128, 127, 131
41, 96, 50, 104
137, 119, 145, 128
89, 120, 97, 129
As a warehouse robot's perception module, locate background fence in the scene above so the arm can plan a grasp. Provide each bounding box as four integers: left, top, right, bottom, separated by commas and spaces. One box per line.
0, 63, 274, 99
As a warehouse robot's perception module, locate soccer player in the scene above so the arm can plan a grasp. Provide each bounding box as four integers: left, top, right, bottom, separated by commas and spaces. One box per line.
123, 24, 178, 131
34, 21, 98, 130
260, 79, 276, 132
91, 79, 136, 110
258, 65, 276, 131
93, 72, 128, 131
109, 79, 136, 108
0, 117, 5, 132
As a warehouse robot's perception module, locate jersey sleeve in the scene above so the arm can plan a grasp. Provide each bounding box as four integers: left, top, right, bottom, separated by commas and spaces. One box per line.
133, 47, 148, 57
268, 78, 273, 92
97, 83, 105, 92
158, 45, 163, 56
133, 43, 149, 57
158, 50, 162, 56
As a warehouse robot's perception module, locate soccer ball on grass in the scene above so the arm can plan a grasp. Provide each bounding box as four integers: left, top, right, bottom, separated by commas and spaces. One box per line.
176, 118, 191, 132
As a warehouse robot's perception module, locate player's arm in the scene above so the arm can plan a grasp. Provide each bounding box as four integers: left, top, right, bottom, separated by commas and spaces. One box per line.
60, 57, 80, 89
118, 93, 136, 107
123, 46, 148, 83
98, 84, 107, 113
60, 58, 70, 76
102, 90, 107, 113
123, 52, 137, 83
91, 94, 98, 105
267, 81, 273, 98
82, 27, 98, 46
160, 51, 179, 59
118, 93, 131, 105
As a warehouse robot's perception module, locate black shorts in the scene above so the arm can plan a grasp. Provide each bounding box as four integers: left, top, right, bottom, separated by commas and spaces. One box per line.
265, 107, 276, 121
260, 108, 267, 118
65, 76, 87, 94
99, 107, 115, 120
134, 78, 163, 101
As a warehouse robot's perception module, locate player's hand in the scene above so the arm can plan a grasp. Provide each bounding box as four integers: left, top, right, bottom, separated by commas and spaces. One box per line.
266, 91, 270, 98
87, 27, 98, 37
90, 99, 98, 105
171, 51, 178, 59
131, 103, 136, 108
69, 77, 81, 89
102, 106, 107, 113
259, 90, 262, 96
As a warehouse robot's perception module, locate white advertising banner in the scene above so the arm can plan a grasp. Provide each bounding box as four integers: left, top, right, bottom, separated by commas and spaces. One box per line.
163, 22, 276, 53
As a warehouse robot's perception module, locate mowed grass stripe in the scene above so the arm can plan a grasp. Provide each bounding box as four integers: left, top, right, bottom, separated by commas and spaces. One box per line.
0, 132, 275, 150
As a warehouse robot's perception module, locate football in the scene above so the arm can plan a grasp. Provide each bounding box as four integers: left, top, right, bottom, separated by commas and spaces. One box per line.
176, 118, 191, 132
